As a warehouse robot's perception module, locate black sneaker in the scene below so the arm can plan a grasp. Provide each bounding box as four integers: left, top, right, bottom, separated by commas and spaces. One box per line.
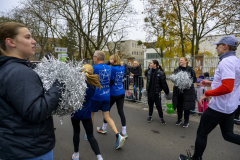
160, 118, 166, 125
147, 117, 152, 123
175, 119, 182, 126
183, 121, 189, 128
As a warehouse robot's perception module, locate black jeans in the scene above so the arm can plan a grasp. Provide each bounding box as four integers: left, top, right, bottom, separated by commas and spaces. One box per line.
103, 94, 126, 126
193, 107, 240, 158
148, 93, 164, 119
234, 105, 240, 120
177, 93, 190, 122
71, 118, 100, 155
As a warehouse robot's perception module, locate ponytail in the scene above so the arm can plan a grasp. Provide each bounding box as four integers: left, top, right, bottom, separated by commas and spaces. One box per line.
152, 59, 165, 75
83, 64, 102, 89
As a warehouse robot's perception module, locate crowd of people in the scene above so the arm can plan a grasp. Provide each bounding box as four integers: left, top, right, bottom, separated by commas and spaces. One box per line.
1, 22, 240, 160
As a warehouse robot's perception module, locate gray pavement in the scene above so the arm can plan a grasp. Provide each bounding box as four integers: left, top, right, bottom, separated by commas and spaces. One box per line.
53, 101, 240, 160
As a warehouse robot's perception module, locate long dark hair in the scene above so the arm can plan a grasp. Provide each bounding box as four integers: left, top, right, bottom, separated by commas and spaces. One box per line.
152, 60, 165, 74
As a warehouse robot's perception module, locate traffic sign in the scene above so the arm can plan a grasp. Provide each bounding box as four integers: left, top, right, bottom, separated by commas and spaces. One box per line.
55, 47, 68, 53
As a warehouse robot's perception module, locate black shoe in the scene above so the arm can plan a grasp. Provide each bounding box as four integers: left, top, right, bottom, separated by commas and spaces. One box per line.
183, 121, 189, 128
160, 118, 166, 125
175, 119, 182, 126
147, 117, 152, 123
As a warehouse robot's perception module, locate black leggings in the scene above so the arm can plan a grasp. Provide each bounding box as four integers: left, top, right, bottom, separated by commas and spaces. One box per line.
71, 118, 100, 155
177, 93, 190, 122
103, 94, 126, 126
234, 105, 240, 119
148, 93, 164, 118
193, 107, 240, 158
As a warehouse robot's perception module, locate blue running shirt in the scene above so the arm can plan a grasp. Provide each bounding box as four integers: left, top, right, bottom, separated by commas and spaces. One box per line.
92, 63, 113, 101
110, 65, 125, 96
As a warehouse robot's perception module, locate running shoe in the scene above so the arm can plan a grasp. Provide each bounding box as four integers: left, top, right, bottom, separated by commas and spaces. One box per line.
84, 134, 88, 141
116, 133, 125, 149
179, 154, 202, 160
72, 153, 79, 160
183, 121, 189, 128
147, 117, 152, 123
160, 118, 166, 125
120, 132, 128, 138
175, 119, 182, 126
97, 127, 107, 134
179, 154, 193, 160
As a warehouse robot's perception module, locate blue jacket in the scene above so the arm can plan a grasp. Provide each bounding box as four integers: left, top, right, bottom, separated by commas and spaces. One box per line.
0, 56, 62, 159
71, 83, 95, 120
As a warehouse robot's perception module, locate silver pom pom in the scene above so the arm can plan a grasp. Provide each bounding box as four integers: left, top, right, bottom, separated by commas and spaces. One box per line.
169, 71, 193, 92
163, 91, 173, 100
34, 55, 87, 116
141, 89, 148, 97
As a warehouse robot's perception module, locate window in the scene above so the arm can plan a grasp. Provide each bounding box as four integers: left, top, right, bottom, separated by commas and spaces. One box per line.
137, 51, 138, 55
146, 53, 161, 59
135, 44, 136, 48
132, 43, 134, 47
132, 51, 134, 55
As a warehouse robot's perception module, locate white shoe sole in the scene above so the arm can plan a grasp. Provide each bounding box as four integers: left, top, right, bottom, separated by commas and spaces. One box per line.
176, 122, 182, 126
116, 137, 125, 149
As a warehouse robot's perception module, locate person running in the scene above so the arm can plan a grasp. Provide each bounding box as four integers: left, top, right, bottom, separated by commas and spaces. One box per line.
146, 60, 169, 124
179, 35, 240, 160
0, 22, 63, 160
71, 64, 103, 160
98, 55, 128, 138
173, 57, 197, 128
130, 61, 143, 101
91, 50, 125, 149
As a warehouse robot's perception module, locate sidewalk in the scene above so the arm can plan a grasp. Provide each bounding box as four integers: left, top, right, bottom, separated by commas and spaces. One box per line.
124, 100, 240, 133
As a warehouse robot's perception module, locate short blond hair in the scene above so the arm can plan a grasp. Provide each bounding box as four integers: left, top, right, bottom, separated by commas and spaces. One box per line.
94, 50, 105, 61
110, 54, 121, 66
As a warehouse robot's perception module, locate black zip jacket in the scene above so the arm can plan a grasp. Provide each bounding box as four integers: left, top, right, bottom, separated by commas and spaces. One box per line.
0, 56, 62, 159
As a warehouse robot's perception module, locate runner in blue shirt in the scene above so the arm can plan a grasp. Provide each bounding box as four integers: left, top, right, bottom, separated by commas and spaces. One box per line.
91, 51, 125, 150
98, 54, 128, 138
71, 64, 103, 160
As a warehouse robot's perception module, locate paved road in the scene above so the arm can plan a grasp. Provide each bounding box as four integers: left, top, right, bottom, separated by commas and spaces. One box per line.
53, 102, 240, 160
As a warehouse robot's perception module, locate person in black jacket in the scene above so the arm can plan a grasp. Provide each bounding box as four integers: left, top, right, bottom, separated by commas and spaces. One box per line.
172, 57, 197, 128
144, 63, 152, 78
0, 22, 63, 160
121, 61, 130, 91
146, 60, 169, 124
130, 61, 144, 101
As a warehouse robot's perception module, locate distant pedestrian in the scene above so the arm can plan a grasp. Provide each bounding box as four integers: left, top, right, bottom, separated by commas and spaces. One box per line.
130, 61, 144, 101
195, 79, 207, 114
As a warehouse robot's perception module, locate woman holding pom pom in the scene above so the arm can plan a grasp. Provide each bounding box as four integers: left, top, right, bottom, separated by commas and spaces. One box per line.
71, 64, 103, 160
0, 22, 64, 160
172, 57, 197, 128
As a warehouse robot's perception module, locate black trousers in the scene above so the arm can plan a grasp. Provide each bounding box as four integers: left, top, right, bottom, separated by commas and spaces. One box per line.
148, 93, 164, 119
71, 118, 100, 155
103, 94, 126, 126
234, 105, 240, 120
193, 107, 240, 158
177, 93, 190, 122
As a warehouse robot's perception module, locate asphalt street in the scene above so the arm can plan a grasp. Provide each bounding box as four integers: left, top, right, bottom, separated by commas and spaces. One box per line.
53, 102, 240, 160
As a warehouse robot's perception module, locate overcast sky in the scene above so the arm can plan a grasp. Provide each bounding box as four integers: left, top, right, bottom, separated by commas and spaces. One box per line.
0, 0, 147, 41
